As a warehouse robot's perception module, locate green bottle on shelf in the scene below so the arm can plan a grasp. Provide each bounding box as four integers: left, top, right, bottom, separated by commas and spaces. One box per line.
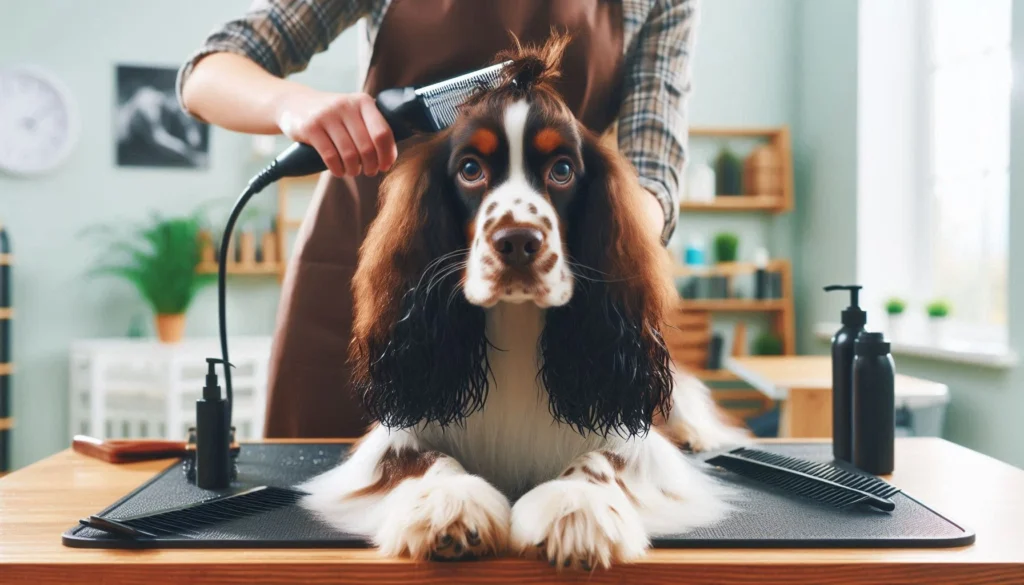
714, 146, 743, 196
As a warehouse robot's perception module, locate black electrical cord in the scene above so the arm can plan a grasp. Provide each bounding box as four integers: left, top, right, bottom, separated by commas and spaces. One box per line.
216, 142, 325, 424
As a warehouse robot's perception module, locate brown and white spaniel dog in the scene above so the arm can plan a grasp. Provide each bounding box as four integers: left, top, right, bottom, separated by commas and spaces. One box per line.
301, 36, 748, 569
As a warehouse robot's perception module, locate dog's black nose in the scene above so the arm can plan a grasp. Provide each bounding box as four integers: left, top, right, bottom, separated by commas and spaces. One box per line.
491, 227, 543, 266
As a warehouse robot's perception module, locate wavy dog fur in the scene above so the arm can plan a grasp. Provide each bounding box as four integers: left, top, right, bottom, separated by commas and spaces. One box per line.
307, 32, 748, 571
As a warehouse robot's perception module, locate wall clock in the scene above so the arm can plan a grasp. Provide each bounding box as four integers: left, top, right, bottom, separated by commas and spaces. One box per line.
0, 66, 79, 176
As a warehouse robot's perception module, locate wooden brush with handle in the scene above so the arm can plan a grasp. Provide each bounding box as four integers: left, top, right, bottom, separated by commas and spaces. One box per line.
72, 435, 190, 463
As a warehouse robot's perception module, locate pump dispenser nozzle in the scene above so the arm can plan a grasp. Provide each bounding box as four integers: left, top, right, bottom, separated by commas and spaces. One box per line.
204, 358, 224, 401
824, 285, 866, 328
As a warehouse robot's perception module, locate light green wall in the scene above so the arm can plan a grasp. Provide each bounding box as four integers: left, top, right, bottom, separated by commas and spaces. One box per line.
1, 0, 802, 468
791, 0, 860, 353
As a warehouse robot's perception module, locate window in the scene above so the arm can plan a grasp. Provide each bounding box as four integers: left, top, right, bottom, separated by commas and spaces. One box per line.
856, 0, 1011, 353
922, 0, 1011, 331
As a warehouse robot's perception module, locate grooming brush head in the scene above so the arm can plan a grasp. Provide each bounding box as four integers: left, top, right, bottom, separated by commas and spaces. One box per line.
415, 61, 510, 130
706, 447, 900, 512
80, 486, 307, 539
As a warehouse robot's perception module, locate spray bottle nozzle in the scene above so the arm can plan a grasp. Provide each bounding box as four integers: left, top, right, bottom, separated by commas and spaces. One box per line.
824, 285, 866, 328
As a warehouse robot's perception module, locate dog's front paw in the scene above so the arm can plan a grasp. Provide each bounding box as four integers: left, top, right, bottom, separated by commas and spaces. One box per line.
510, 479, 648, 570
375, 474, 511, 561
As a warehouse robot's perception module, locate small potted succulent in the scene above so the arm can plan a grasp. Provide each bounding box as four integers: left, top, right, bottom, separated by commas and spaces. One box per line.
926, 299, 951, 341
751, 331, 784, 356
884, 297, 906, 338
84, 211, 215, 343
713, 232, 740, 264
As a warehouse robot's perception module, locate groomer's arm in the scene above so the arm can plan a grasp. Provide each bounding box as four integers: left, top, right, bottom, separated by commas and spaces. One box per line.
617, 0, 700, 245
176, 0, 396, 177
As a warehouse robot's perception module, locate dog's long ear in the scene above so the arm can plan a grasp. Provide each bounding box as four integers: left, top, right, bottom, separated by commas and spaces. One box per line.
350, 134, 488, 429
540, 129, 676, 437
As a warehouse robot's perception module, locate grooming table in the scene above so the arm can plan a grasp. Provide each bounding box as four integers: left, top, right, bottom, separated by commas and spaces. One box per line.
3, 438, 1022, 585
61, 442, 970, 549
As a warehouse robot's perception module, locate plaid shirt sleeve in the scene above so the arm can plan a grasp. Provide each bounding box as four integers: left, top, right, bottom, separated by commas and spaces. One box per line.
618, 0, 699, 245
176, 0, 374, 109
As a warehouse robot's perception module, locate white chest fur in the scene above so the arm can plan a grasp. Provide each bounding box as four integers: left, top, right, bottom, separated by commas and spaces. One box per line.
416, 302, 606, 499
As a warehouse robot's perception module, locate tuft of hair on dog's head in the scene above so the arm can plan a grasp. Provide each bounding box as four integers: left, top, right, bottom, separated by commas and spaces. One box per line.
464, 30, 572, 111
497, 30, 569, 91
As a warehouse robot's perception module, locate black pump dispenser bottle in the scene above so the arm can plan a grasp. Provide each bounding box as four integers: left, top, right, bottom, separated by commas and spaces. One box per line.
824, 285, 867, 462
196, 358, 231, 490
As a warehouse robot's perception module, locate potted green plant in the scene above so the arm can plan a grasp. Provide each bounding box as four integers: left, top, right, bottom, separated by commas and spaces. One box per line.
926, 299, 951, 340
84, 211, 215, 343
751, 331, 784, 356
884, 297, 906, 338
714, 146, 743, 196
713, 232, 740, 264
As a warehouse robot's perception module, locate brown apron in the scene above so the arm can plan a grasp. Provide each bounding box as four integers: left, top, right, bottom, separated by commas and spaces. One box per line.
264, 0, 625, 438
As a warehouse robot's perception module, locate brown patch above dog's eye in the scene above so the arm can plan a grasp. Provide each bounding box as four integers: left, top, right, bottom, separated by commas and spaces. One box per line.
534, 128, 563, 154
469, 128, 499, 156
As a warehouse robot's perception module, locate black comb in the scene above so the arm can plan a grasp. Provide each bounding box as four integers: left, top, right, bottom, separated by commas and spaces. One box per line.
78, 486, 307, 539
706, 447, 901, 512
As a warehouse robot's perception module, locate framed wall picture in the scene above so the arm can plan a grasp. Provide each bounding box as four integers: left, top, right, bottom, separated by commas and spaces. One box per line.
115, 65, 209, 169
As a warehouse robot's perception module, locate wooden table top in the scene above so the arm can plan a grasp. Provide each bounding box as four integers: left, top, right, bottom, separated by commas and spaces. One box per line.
1, 438, 1021, 585
727, 355, 950, 403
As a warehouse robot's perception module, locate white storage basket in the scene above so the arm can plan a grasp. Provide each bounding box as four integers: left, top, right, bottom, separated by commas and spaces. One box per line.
69, 337, 272, 441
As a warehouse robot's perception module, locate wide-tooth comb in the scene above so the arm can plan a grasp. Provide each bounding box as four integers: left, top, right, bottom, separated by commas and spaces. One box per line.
706, 447, 900, 512
415, 61, 510, 130
79, 486, 307, 539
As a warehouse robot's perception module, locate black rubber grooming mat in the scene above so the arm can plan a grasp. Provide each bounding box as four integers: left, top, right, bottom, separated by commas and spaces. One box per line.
62, 442, 973, 549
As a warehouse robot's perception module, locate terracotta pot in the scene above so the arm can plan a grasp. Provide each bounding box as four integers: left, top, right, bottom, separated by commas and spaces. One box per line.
155, 313, 186, 344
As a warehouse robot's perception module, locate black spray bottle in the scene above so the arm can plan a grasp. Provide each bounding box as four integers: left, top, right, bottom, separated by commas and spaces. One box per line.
196, 358, 231, 489
852, 332, 896, 475
824, 285, 866, 462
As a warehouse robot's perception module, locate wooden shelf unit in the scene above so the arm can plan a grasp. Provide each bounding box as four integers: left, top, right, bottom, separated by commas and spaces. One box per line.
668, 259, 796, 377
683, 126, 794, 214
680, 195, 783, 212
678, 299, 787, 312
670, 125, 797, 415
195, 174, 317, 281
196, 262, 283, 276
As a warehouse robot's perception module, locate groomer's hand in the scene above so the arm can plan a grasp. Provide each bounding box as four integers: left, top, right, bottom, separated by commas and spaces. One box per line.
274, 88, 398, 178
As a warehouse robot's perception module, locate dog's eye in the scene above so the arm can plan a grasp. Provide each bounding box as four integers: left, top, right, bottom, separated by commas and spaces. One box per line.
549, 160, 574, 185
459, 158, 485, 183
